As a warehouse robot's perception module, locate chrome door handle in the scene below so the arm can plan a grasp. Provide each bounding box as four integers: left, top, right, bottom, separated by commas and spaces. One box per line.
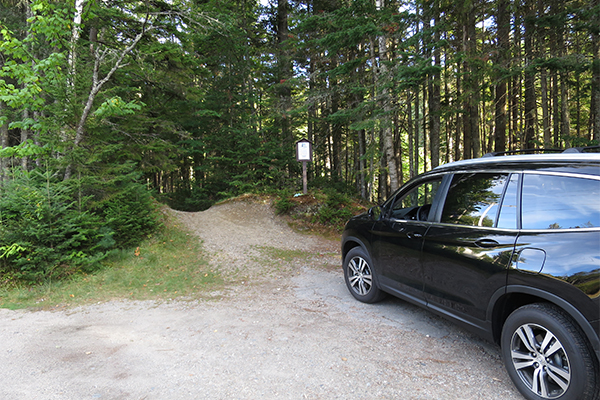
407, 232, 423, 239
474, 239, 500, 248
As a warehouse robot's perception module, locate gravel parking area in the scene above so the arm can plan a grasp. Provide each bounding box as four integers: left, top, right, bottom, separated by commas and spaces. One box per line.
0, 200, 522, 399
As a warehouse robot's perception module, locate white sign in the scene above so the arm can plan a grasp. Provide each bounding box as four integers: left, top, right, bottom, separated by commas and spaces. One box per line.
296, 140, 312, 161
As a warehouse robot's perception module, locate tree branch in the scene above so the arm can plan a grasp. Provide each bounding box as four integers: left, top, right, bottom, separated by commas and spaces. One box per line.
64, 16, 154, 180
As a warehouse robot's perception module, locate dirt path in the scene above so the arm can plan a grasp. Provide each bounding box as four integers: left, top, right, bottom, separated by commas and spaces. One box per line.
0, 199, 522, 399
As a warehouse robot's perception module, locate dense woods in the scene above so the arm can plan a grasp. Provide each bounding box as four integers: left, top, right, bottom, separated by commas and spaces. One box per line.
0, 0, 598, 280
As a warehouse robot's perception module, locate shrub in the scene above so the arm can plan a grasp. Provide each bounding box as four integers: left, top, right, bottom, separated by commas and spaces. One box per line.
274, 196, 294, 215
93, 178, 159, 248
0, 170, 110, 281
0, 167, 158, 283
273, 189, 365, 233
316, 191, 354, 225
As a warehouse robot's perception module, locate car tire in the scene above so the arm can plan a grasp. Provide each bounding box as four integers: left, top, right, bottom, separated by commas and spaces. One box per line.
500, 303, 599, 400
343, 247, 386, 303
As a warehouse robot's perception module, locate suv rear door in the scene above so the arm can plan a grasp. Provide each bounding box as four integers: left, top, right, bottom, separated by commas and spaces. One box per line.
510, 172, 600, 334
421, 172, 519, 335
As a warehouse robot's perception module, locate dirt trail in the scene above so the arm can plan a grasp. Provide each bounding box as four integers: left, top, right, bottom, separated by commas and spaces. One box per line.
172, 199, 340, 279
0, 199, 521, 399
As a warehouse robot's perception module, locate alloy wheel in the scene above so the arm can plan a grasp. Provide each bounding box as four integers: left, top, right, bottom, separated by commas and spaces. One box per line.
347, 255, 373, 296
509, 322, 571, 399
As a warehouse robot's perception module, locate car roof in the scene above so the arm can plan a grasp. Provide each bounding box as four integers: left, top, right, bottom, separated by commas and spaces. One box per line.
432, 153, 600, 174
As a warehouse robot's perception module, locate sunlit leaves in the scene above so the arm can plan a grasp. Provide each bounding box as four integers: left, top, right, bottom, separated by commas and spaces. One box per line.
93, 96, 145, 118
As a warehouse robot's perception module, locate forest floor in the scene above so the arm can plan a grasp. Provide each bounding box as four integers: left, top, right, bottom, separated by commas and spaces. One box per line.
0, 198, 522, 399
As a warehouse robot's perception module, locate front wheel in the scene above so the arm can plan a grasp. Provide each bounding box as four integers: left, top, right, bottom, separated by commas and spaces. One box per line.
343, 247, 385, 303
501, 303, 599, 400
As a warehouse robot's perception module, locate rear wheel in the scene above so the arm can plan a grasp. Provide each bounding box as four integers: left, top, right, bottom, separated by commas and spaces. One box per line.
501, 303, 599, 400
343, 247, 385, 303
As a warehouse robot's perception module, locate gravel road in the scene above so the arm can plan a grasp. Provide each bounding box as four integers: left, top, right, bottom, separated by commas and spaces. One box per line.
0, 199, 522, 399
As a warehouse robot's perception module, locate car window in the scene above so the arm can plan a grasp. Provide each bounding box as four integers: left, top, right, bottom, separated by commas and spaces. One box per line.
441, 173, 509, 227
390, 179, 442, 221
496, 173, 519, 229
521, 174, 600, 229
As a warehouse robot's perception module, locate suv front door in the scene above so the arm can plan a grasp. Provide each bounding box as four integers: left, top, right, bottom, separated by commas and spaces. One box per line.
371, 177, 443, 306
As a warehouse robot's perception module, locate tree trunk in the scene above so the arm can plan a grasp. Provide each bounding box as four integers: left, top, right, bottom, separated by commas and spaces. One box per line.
462, 23, 471, 159
461, 5, 479, 159
0, 101, 8, 183
376, 0, 399, 192
308, 57, 316, 180
552, 70, 560, 145
277, 0, 293, 149
560, 71, 570, 144
407, 95, 415, 179
494, 0, 509, 153
415, 88, 420, 174
68, 0, 86, 92
591, 28, 600, 142
549, 0, 560, 145
467, 10, 480, 158
428, 0, 441, 168
358, 129, 367, 200
331, 77, 341, 179
541, 69, 551, 147
523, 0, 537, 148
64, 23, 151, 180
510, 17, 522, 150
21, 108, 29, 170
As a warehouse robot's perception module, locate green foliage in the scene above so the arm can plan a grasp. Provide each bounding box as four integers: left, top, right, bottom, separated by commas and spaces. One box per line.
92, 174, 159, 249
275, 189, 367, 233
0, 1, 69, 117
310, 176, 358, 196
316, 190, 355, 226
274, 194, 294, 215
0, 164, 159, 284
93, 97, 145, 119
0, 214, 222, 309
0, 139, 49, 159
0, 170, 108, 282
0, 243, 26, 259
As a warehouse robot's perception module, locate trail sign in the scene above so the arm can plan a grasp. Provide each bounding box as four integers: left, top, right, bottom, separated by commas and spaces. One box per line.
295, 139, 312, 194
296, 139, 312, 162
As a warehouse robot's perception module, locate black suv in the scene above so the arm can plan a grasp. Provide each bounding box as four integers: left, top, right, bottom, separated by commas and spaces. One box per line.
341, 151, 599, 400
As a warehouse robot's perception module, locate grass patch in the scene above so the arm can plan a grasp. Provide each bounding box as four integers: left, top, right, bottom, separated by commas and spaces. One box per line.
0, 215, 223, 310
247, 246, 311, 276
249, 246, 339, 275
254, 246, 311, 262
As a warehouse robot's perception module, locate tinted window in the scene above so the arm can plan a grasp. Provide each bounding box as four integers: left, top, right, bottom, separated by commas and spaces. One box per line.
441, 173, 509, 227
496, 174, 519, 229
521, 174, 600, 229
390, 179, 442, 221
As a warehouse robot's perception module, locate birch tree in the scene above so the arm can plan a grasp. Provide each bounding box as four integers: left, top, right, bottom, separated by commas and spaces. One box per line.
63, 9, 153, 179
376, 0, 399, 192
67, 0, 85, 92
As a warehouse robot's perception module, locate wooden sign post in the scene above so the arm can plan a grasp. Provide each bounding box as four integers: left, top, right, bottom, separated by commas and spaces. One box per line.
295, 139, 312, 194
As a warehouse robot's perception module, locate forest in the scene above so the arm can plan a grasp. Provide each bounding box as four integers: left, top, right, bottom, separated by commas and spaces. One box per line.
0, 0, 598, 281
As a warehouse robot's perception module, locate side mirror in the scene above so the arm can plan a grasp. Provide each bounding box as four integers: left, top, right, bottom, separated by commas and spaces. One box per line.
368, 205, 383, 221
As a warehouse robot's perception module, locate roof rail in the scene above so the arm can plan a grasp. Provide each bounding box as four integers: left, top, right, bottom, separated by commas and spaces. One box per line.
482, 145, 600, 157
482, 149, 562, 157
562, 145, 600, 153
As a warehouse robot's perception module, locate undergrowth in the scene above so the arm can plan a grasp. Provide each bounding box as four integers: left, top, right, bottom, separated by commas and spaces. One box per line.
274, 189, 368, 235
0, 211, 222, 310
0, 189, 363, 309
